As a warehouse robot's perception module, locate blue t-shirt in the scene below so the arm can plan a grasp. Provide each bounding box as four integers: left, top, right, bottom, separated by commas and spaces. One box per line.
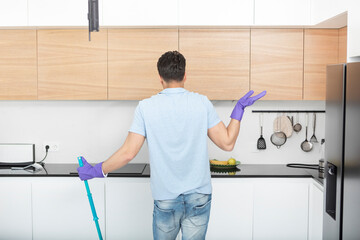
129, 88, 221, 200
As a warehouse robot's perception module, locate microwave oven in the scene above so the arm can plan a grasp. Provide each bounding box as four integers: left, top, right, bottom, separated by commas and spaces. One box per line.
0, 143, 35, 166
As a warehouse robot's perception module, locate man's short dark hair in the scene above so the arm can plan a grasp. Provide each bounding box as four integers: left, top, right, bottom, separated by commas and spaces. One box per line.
157, 51, 186, 82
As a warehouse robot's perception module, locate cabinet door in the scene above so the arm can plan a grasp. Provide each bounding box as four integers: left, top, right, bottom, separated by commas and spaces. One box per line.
32, 178, 105, 240
0, 0, 27, 26
253, 180, 309, 240
0, 30, 37, 100
206, 179, 253, 240
103, 0, 177, 26
0, 178, 32, 240
38, 29, 108, 100
255, 0, 311, 25
108, 29, 178, 100
308, 182, 323, 240
304, 29, 339, 100
310, 0, 345, 24
179, 29, 250, 100
105, 178, 153, 239
28, 0, 99, 26
251, 29, 303, 100
179, 0, 253, 26
338, 27, 347, 63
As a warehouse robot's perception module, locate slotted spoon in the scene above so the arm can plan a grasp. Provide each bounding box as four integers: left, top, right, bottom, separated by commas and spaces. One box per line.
257, 113, 266, 150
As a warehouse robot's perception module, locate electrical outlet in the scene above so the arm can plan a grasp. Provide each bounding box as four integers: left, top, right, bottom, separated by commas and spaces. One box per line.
43, 143, 59, 152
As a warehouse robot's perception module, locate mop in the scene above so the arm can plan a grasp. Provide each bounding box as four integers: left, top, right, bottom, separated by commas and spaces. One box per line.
77, 156, 103, 240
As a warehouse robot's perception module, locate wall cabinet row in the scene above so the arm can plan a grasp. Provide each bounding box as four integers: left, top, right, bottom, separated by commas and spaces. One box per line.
0, 0, 313, 27
0, 28, 344, 100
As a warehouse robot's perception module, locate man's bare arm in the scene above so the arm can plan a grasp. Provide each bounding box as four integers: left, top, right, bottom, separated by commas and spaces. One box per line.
207, 119, 240, 151
208, 90, 266, 152
102, 132, 145, 174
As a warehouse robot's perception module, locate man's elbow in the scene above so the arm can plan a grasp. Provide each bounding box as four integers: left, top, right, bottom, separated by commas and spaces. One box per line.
222, 143, 235, 152
124, 151, 136, 163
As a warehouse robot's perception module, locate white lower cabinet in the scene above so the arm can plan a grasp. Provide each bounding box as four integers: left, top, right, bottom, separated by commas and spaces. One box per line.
0, 178, 32, 240
31, 178, 105, 240
105, 178, 153, 239
253, 179, 310, 240
308, 182, 324, 240
206, 178, 254, 240
0, 176, 323, 239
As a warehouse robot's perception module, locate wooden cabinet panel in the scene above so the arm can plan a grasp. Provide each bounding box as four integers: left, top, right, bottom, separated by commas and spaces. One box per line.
339, 27, 347, 63
0, 30, 37, 100
251, 29, 304, 100
304, 29, 339, 100
108, 29, 178, 100
38, 29, 107, 100
179, 29, 250, 100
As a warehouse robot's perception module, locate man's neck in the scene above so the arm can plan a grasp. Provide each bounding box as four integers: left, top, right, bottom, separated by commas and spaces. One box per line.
162, 81, 185, 89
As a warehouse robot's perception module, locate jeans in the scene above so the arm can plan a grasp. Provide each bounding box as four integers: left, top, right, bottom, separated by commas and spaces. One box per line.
153, 192, 212, 240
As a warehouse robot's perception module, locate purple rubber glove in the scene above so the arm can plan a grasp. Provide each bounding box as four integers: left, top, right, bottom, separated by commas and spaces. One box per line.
231, 90, 267, 121
77, 157, 104, 181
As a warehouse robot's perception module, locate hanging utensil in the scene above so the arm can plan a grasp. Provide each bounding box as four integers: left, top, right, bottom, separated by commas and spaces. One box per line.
271, 114, 287, 149
274, 114, 293, 138
257, 113, 266, 150
293, 112, 302, 133
310, 113, 318, 143
301, 113, 313, 152
288, 115, 294, 127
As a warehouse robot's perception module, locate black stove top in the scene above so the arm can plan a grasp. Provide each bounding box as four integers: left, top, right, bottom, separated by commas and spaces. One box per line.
108, 163, 146, 175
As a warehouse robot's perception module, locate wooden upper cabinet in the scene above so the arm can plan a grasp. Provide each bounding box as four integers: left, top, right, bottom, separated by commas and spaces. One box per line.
251, 29, 304, 100
179, 29, 250, 100
0, 30, 37, 100
108, 29, 178, 100
37, 29, 107, 100
304, 29, 339, 100
338, 27, 347, 63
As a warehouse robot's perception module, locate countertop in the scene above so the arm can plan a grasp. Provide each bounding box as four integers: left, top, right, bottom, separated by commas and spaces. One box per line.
0, 163, 323, 185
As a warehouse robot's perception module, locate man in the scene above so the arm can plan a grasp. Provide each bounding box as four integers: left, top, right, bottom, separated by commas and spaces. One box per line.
78, 51, 266, 240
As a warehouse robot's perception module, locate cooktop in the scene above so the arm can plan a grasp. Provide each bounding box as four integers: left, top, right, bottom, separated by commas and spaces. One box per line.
70, 163, 146, 175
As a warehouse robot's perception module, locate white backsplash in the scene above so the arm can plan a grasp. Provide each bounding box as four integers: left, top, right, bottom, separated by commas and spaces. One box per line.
0, 100, 325, 165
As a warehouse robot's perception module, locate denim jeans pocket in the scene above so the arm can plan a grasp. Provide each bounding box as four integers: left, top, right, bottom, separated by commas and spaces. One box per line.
154, 202, 176, 233
189, 197, 212, 226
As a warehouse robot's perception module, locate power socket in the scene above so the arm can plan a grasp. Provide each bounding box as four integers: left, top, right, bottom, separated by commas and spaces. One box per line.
43, 143, 59, 152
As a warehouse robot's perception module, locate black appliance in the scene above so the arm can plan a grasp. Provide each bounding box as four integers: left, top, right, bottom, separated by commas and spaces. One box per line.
323, 62, 360, 239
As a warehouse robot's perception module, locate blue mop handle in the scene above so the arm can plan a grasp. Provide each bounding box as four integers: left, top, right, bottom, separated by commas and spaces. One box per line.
78, 156, 103, 240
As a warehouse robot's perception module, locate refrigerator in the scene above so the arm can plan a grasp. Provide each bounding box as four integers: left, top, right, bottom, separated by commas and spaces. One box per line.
324, 62, 360, 240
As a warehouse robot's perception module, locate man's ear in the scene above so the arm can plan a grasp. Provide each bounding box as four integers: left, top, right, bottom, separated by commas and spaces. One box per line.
183, 73, 187, 83
159, 76, 166, 88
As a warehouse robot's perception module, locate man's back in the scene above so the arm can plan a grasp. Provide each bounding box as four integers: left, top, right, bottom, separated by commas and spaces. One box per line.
77, 50, 266, 240
129, 87, 220, 200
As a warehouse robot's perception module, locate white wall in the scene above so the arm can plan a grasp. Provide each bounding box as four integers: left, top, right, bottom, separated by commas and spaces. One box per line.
0, 100, 325, 165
